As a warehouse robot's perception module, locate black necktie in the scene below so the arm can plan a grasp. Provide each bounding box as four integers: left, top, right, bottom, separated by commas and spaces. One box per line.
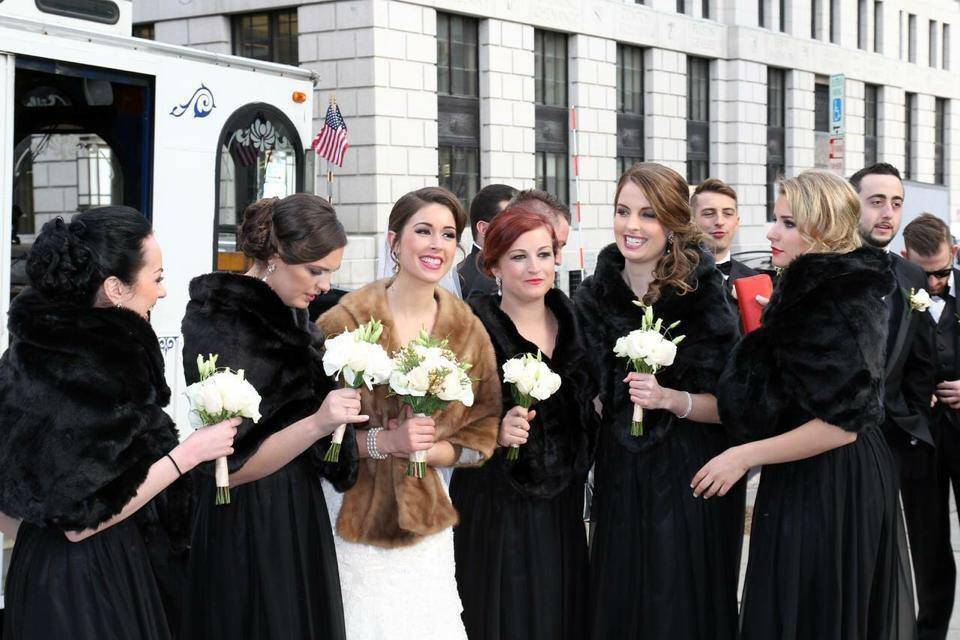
717, 261, 732, 277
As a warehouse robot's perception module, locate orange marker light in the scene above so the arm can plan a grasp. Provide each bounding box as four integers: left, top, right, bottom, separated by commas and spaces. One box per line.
292, 91, 307, 104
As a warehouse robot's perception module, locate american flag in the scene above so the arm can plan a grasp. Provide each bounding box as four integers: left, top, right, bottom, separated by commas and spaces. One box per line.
312, 102, 349, 167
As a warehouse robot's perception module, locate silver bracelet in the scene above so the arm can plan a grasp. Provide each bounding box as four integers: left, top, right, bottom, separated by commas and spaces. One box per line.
367, 427, 388, 460
678, 391, 693, 419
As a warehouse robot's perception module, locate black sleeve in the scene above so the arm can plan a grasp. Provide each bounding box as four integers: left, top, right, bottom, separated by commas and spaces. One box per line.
900, 311, 936, 437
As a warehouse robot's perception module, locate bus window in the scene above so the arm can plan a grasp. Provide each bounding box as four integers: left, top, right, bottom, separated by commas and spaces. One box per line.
215, 104, 303, 272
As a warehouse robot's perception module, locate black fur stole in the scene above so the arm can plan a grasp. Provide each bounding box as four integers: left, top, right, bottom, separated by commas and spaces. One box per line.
718, 246, 895, 442
573, 243, 739, 453
0, 288, 181, 531
468, 289, 599, 498
181, 273, 357, 490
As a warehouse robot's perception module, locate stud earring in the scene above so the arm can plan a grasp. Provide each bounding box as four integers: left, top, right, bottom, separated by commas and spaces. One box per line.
262, 263, 277, 282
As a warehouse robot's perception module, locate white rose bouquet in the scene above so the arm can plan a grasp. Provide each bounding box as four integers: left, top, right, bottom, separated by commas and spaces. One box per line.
185, 354, 263, 505
321, 318, 393, 462
908, 287, 932, 313
389, 330, 475, 478
501, 351, 562, 460
613, 302, 685, 436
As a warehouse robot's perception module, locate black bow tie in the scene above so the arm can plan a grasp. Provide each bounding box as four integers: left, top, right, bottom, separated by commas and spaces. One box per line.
717, 261, 732, 277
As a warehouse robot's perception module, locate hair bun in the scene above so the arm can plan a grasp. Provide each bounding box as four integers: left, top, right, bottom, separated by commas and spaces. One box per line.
26, 217, 100, 305
237, 197, 278, 261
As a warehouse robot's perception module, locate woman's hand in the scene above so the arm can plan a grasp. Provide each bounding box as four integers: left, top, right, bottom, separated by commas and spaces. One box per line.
383, 406, 436, 458
498, 406, 536, 447
171, 417, 241, 472
314, 388, 369, 437
691, 446, 750, 499
625, 372, 671, 410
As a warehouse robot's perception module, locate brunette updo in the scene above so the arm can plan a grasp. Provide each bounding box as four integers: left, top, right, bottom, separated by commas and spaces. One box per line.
26, 206, 152, 307
388, 187, 467, 249
237, 193, 347, 264
480, 207, 558, 277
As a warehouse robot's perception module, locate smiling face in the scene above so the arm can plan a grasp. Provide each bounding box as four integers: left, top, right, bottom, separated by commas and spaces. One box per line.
767, 194, 812, 267
693, 191, 739, 258
107, 234, 166, 319
856, 173, 904, 248
389, 202, 459, 284
614, 180, 668, 265
491, 226, 556, 304
266, 247, 344, 309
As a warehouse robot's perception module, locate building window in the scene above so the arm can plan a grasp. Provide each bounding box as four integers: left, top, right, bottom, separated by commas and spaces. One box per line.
935, 98, 946, 185
76, 138, 121, 210
133, 23, 154, 40
677, 0, 688, 14
814, 79, 830, 169
899, 11, 904, 59
779, 0, 785, 32
759, 0, 765, 28
930, 20, 939, 67
686, 57, 710, 185
437, 13, 480, 210
874, 1, 883, 53
812, 0, 820, 39
857, 0, 867, 49
766, 68, 786, 221
908, 14, 917, 63
830, 0, 839, 43
905, 92, 915, 180
535, 30, 569, 203
617, 44, 645, 177
703, 0, 710, 20
944, 24, 951, 70
864, 84, 879, 166
232, 9, 298, 65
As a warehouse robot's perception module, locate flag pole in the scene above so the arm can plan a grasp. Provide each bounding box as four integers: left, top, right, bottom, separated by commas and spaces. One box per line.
326, 93, 335, 204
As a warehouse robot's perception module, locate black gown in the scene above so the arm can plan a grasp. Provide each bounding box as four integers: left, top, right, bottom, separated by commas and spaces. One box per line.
179, 273, 358, 640
718, 247, 911, 639
573, 244, 744, 640
451, 289, 598, 640
0, 288, 188, 640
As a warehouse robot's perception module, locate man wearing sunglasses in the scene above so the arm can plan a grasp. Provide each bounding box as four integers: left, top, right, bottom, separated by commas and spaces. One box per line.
902, 213, 960, 640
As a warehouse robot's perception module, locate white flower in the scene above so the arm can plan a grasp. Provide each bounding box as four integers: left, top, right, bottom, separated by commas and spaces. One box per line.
613, 329, 661, 362
199, 383, 224, 416
437, 369, 465, 402
530, 368, 562, 401
323, 328, 393, 389
648, 338, 678, 368
503, 353, 561, 402
909, 288, 932, 312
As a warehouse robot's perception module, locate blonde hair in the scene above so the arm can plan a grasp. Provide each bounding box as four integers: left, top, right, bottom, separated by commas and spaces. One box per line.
614, 163, 702, 303
778, 170, 862, 254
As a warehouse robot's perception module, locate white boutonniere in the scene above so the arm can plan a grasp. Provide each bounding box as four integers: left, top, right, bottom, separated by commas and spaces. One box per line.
908, 288, 932, 313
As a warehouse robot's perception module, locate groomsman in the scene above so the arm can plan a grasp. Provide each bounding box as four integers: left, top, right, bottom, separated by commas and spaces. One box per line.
691, 178, 759, 291
902, 213, 960, 640
458, 183, 517, 299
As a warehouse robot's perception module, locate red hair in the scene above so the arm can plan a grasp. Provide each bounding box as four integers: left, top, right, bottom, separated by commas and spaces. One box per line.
480, 207, 558, 277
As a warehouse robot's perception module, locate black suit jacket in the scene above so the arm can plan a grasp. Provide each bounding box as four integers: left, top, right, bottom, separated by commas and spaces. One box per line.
458, 245, 498, 300
926, 269, 960, 437
884, 252, 936, 448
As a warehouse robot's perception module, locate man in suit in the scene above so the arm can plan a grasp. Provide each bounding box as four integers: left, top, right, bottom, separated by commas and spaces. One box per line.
507, 188, 572, 265
852, 163, 935, 639
457, 183, 517, 299
691, 178, 759, 290
902, 213, 959, 640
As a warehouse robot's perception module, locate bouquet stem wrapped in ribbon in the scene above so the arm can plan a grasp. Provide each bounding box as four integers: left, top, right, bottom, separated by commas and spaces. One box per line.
321, 318, 393, 462
185, 354, 263, 505
614, 303, 685, 436
502, 351, 561, 461
389, 330, 475, 478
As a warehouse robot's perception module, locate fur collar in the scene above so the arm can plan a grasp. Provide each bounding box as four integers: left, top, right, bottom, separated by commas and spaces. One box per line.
182, 272, 357, 488
467, 289, 598, 497
318, 279, 501, 548
0, 288, 179, 530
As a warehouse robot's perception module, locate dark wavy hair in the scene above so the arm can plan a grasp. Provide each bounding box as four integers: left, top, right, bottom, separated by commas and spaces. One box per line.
238, 194, 347, 265
26, 206, 152, 307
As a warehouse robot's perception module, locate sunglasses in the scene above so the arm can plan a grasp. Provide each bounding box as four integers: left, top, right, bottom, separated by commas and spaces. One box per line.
924, 267, 953, 279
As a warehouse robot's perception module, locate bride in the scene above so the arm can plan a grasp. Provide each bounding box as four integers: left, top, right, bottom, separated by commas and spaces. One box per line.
318, 186, 501, 639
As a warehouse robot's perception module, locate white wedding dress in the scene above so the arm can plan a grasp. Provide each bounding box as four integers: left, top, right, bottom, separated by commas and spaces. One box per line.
322, 471, 468, 640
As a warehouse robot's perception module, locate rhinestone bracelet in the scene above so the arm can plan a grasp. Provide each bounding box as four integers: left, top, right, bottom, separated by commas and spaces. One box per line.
367, 427, 388, 460
678, 391, 694, 420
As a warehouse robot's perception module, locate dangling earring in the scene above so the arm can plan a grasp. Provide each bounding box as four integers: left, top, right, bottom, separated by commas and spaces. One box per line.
665, 232, 675, 253
390, 251, 400, 274
495, 276, 502, 296
261, 263, 277, 282
115, 302, 122, 309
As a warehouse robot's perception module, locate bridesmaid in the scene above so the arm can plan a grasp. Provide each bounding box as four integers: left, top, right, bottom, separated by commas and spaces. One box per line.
451, 206, 598, 640
573, 163, 743, 639
0, 207, 237, 640
693, 170, 912, 638
180, 194, 368, 640
317, 186, 501, 640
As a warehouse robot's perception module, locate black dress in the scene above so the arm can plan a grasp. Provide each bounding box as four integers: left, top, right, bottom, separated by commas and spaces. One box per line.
179, 274, 358, 640
451, 289, 598, 640
573, 244, 744, 640
0, 288, 187, 640
718, 247, 911, 639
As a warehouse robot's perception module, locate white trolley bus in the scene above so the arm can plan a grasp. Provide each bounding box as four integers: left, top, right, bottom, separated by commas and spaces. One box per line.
0, 0, 318, 613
